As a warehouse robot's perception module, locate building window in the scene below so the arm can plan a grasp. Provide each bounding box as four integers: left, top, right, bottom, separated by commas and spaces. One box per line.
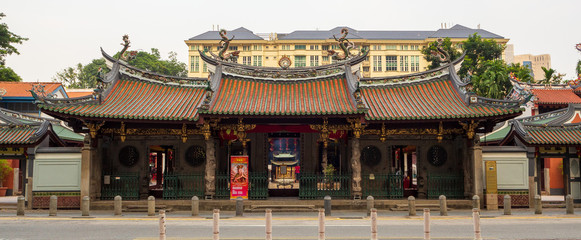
400, 45, 409, 50
411, 56, 420, 72
331, 45, 340, 50
243, 56, 252, 65
203, 45, 212, 52
363, 66, 370, 72
385, 56, 397, 71
372, 45, 381, 51
373, 56, 382, 72
253, 45, 262, 51
410, 45, 419, 51
322, 45, 330, 51
400, 56, 409, 72
322, 56, 329, 62
310, 45, 319, 50
190, 45, 199, 51
385, 45, 396, 50
295, 45, 306, 50
243, 45, 251, 51
295, 56, 306, 67
281, 45, 291, 50
190, 56, 200, 72
229, 46, 238, 51
310, 56, 319, 66
253, 56, 262, 66
202, 62, 207, 72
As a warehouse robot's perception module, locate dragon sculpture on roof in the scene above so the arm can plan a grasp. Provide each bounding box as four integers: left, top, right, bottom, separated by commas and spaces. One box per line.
328, 28, 356, 61
430, 38, 450, 63
207, 29, 240, 62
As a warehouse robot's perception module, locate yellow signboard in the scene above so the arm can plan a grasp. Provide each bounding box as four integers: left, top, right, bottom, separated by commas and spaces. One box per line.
485, 161, 497, 194
0, 147, 24, 156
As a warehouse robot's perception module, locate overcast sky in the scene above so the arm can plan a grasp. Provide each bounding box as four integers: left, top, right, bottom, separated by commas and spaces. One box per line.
3, 0, 581, 84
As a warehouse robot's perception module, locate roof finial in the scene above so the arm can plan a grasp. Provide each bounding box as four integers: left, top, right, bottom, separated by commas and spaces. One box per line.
118, 35, 131, 60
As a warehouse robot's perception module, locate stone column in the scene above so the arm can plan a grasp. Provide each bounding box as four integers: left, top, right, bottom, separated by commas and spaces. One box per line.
351, 138, 362, 198
471, 145, 483, 200
81, 145, 93, 200
205, 138, 216, 198
527, 149, 536, 208
321, 148, 328, 171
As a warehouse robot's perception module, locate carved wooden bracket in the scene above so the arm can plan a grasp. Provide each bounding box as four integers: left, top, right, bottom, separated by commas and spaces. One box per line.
459, 120, 478, 139
85, 121, 105, 139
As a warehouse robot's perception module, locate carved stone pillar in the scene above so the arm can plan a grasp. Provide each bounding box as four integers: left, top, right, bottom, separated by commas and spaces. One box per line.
81, 137, 99, 200
204, 138, 216, 198
471, 144, 483, 199
351, 138, 362, 198
321, 148, 328, 171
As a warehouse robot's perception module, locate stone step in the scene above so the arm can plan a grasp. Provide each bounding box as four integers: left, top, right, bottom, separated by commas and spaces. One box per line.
391, 203, 452, 211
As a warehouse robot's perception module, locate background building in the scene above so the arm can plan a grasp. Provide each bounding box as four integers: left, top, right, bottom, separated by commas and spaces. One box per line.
513, 53, 551, 82
185, 25, 508, 78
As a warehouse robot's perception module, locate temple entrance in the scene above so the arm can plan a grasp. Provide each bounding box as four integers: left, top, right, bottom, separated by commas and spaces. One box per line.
393, 145, 418, 197
148, 145, 174, 198
267, 133, 300, 197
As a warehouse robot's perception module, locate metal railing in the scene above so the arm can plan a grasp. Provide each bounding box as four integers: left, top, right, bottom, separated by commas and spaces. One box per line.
427, 174, 464, 199
362, 173, 403, 199
249, 172, 268, 200
162, 173, 205, 199
101, 172, 140, 200
214, 171, 230, 199
299, 172, 351, 199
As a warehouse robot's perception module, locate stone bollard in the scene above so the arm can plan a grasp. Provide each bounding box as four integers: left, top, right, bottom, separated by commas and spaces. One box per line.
566, 194, 574, 215
366, 196, 374, 216
236, 197, 244, 217
473, 208, 481, 240
114, 196, 122, 216
370, 208, 377, 240
504, 195, 511, 215
534, 195, 542, 214
49, 195, 58, 216
324, 195, 332, 216
213, 209, 220, 240
318, 208, 325, 240
192, 196, 199, 216
423, 208, 430, 240
439, 195, 448, 216
81, 196, 90, 216
408, 196, 416, 216
159, 210, 166, 240
265, 209, 272, 240
17, 196, 25, 216
148, 196, 156, 216
472, 195, 480, 212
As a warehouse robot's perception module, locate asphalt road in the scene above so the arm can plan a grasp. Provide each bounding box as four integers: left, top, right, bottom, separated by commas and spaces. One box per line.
1, 211, 581, 240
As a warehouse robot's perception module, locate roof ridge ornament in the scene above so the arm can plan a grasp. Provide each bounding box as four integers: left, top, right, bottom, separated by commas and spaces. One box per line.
328, 28, 357, 61
430, 39, 450, 63
206, 29, 240, 62
119, 35, 131, 60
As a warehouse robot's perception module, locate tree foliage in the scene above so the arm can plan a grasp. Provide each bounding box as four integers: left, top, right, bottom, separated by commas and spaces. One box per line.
576, 60, 581, 76
471, 60, 512, 99
420, 37, 461, 70
507, 63, 533, 83
459, 33, 505, 78
0, 65, 22, 82
54, 48, 187, 89
538, 67, 564, 84
0, 12, 27, 82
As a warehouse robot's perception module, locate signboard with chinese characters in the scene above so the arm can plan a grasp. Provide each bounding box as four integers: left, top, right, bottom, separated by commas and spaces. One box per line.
230, 155, 249, 199
485, 161, 498, 194
0, 147, 24, 156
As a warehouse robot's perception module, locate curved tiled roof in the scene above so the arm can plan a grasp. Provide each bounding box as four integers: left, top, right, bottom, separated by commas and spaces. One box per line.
204, 76, 360, 116
40, 78, 207, 121
361, 78, 520, 121
0, 126, 41, 145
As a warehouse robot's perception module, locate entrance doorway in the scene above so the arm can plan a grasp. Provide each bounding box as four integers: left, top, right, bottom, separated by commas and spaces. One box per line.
541, 158, 565, 195
267, 133, 300, 197
148, 145, 174, 198
392, 145, 417, 197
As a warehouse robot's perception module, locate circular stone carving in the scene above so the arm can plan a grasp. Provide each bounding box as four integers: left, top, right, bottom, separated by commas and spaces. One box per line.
571, 159, 580, 177
361, 145, 381, 167
428, 145, 447, 167
119, 146, 139, 167
185, 145, 205, 167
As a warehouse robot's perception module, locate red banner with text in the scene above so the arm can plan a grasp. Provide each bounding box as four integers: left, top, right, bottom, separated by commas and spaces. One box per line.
230, 155, 249, 199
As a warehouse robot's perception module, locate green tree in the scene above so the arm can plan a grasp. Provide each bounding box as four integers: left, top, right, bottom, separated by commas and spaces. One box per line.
459, 33, 505, 78
421, 37, 461, 70
0, 65, 22, 82
576, 60, 581, 76
0, 12, 28, 82
470, 60, 512, 99
52, 59, 108, 89
507, 63, 533, 83
539, 66, 560, 84
118, 48, 187, 77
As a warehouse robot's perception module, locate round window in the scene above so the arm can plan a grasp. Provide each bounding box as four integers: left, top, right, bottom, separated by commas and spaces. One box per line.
428, 145, 447, 167
361, 145, 381, 167
185, 145, 205, 167
119, 146, 139, 167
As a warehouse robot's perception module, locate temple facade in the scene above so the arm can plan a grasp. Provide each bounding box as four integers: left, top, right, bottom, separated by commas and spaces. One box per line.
33, 34, 522, 202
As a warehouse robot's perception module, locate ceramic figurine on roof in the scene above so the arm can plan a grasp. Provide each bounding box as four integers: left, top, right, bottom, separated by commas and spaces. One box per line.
119, 35, 131, 60
209, 29, 240, 62
328, 28, 356, 61
430, 38, 450, 63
